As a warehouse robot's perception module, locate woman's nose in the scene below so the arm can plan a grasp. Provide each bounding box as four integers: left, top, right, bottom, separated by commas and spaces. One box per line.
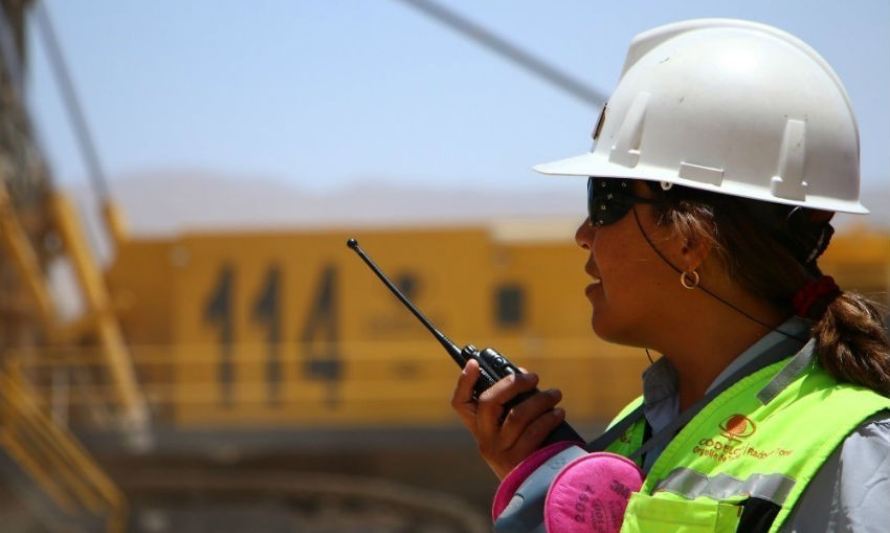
575, 218, 594, 250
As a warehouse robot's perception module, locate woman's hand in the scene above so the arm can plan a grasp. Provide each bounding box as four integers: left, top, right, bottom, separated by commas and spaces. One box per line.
451, 359, 566, 479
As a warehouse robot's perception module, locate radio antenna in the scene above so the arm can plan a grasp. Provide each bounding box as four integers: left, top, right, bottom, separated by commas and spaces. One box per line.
347, 238, 465, 364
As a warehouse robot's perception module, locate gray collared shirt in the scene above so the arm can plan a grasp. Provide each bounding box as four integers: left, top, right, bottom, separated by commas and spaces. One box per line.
639, 316, 890, 532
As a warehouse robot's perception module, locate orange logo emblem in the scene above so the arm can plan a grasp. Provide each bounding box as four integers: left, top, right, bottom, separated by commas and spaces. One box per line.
719, 414, 756, 441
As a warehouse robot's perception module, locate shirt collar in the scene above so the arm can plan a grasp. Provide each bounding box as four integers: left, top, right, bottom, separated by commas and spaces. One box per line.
641, 355, 678, 406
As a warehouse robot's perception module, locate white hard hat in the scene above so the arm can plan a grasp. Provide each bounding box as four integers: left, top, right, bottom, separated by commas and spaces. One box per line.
535, 19, 866, 214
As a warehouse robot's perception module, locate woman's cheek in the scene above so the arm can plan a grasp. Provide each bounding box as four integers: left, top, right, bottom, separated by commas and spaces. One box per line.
596, 262, 656, 343
591, 280, 629, 338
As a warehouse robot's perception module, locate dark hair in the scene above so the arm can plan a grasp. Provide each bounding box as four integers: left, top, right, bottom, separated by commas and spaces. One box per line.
650, 184, 890, 395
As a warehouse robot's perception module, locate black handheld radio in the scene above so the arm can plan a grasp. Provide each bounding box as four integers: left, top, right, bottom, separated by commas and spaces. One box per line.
347, 238, 582, 447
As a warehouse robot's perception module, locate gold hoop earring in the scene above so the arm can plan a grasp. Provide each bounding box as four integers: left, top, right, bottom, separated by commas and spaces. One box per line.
680, 270, 700, 289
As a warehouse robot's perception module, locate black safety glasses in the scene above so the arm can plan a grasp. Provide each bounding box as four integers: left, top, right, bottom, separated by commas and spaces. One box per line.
587, 177, 663, 226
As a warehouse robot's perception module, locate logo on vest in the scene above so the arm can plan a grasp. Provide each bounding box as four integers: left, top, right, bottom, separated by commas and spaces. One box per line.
719, 414, 757, 442
692, 413, 793, 463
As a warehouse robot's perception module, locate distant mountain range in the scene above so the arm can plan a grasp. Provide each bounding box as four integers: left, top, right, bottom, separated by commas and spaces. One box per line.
68, 170, 890, 243
69, 170, 586, 235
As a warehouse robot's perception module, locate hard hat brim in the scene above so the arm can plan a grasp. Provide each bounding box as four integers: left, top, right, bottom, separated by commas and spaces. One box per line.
534, 152, 869, 215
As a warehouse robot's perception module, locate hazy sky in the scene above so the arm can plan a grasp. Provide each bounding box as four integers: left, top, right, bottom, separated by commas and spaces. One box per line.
25, 1, 890, 205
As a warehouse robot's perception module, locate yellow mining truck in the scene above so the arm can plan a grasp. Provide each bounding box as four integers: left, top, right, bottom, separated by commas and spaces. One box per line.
85, 220, 657, 531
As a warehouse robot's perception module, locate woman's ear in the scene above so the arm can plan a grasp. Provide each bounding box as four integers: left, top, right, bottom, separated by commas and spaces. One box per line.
680, 231, 714, 272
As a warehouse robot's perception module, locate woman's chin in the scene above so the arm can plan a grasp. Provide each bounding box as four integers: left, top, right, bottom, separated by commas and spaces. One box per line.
591, 314, 618, 342
591, 314, 640, 346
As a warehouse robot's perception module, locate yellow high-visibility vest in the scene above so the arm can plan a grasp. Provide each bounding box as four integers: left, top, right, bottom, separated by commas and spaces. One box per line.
606, 357, 890, 532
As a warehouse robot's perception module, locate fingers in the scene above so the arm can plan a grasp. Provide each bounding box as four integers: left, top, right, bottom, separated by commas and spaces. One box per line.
450, 361, 568, 479
451, 359, 481, 428
475, 372, 539, 450
499, 388, 563, 448
506, 404, 567, 462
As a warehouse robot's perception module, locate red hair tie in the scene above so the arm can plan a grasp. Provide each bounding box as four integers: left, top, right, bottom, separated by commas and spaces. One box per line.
792, 275, 841, 319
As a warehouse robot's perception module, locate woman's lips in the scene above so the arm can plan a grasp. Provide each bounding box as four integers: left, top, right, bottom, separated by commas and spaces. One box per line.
585, 275, 602, 296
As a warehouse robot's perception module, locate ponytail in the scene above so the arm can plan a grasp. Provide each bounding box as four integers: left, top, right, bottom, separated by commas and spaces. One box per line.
813, 293, 890, 395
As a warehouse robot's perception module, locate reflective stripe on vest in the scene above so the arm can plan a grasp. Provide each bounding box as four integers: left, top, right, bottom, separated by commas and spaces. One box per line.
655, 467, 795, 506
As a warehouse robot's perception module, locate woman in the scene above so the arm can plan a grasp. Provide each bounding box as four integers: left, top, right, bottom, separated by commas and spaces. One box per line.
451, 19, 890, 532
